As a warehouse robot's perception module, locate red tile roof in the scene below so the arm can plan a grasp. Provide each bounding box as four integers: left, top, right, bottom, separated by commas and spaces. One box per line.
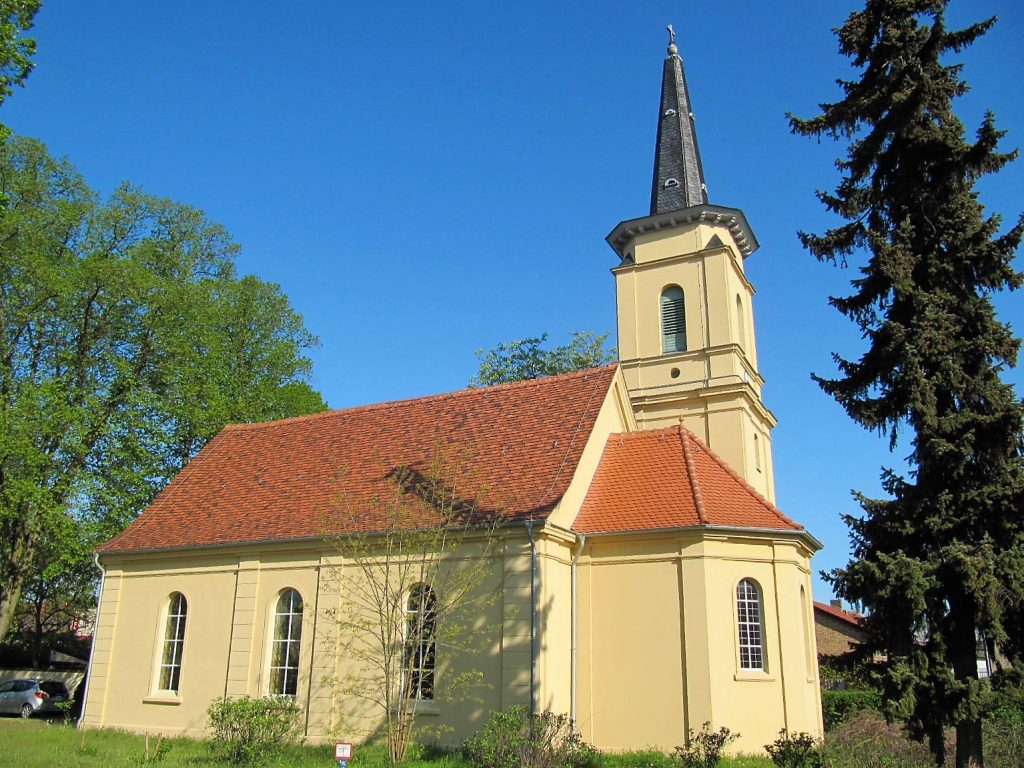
814, 601, 865, 628
101, 365, 618, 553
572, 425, 803, 534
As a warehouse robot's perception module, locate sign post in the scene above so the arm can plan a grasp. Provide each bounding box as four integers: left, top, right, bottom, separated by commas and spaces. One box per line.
335, 741, 354, 768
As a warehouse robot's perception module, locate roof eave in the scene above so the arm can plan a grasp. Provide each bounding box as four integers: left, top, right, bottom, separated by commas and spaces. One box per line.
605, 204, 760, 261
577, 523, 822, 552
96, 518, 562, 559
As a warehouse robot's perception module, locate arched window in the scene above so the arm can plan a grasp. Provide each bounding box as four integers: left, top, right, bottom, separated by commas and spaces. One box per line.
269, 589, 304, 696
736, 579, 766, 671
800, 586, 814, 677
158, 593, 187, 693
661, 286, 686, 353
735, 294, 746, 351
404, 584, 437, 700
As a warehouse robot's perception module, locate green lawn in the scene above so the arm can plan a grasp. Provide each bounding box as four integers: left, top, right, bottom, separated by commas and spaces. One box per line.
0, 718, 772, 768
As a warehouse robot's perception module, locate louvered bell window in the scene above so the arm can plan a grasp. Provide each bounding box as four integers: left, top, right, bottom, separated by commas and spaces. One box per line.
661, 286, 686, 353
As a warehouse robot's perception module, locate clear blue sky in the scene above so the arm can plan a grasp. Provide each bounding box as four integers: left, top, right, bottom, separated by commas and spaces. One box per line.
7, 2, 1021, 601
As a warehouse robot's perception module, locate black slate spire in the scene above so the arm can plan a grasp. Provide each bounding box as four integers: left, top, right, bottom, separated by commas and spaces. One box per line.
650, 27, 708, 214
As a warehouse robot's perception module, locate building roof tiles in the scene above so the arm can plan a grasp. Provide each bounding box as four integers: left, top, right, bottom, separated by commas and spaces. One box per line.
101, 365, 618, 553
573, 424, 802, 534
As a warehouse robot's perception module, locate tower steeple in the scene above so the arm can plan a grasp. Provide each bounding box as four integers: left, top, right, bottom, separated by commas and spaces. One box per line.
607, 29, 777, 502
650, 26, 708, 214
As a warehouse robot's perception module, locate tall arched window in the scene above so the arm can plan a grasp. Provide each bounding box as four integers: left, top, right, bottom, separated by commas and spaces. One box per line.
800, 586, 814, 677
269, 589, 304, 696
404, 584, 437, 700
158, 592, 187, 693
736, 579, 766, 671
661, 286, 687, 353
735, 294, 746, 351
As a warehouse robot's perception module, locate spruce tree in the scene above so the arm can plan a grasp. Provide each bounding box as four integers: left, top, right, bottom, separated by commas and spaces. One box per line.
790, 2, 1024, 766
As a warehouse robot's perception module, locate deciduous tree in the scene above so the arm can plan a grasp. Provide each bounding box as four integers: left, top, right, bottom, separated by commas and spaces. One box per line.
471, 331, 614, 387
0, 135, 325, 641
790, 3, 1024, 766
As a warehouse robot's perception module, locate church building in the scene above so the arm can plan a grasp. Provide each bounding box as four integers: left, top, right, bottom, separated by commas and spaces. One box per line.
81, 35, 824, 754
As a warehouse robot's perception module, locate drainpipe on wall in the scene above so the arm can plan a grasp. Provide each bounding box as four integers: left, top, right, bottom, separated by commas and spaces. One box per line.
525, 520, 538, 716
78, 553, 106, 729
570, 533, 586, 724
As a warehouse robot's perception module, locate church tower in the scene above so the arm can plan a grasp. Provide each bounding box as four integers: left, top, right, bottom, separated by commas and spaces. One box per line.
608, 29, 777, 502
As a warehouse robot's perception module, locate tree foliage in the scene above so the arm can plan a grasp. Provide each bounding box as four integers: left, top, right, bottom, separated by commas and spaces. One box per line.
471, 331, 615, 387
0, 135, 326, 642
790, 3, 1024, 766
0, 1, 36, 112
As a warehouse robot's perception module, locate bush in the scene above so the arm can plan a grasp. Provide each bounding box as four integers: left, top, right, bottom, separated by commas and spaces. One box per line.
820, 688, 881, 731
463, 706, 596, 768
763, 731, 821, 768
821, 709, 937, 768
206, 695, 301, 765
672, 723, 737, 768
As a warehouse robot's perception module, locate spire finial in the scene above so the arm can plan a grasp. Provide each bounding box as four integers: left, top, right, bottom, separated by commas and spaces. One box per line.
666, 24, 678, 55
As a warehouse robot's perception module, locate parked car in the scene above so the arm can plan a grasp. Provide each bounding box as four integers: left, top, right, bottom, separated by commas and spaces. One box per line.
0, 678, 70, 718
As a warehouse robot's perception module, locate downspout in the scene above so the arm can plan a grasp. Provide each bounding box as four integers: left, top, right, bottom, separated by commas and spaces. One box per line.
525, 521, 538, 716
78, 553, 106, 729
570, 533, 586, 724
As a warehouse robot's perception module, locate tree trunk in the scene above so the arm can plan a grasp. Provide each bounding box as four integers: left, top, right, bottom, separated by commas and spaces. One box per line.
956, 718, 984, 768
952, 598, 985, 768
0, 578, 23, 644
0, 517, 38, 641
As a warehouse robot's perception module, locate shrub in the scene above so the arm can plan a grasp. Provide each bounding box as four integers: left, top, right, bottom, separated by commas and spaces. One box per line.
206, 695, 301, 765
820, 688, 881, 731
672, 722, 737, 768
763, 731, 821, 768
821, 709, 937, 768
463, 706, 597, 768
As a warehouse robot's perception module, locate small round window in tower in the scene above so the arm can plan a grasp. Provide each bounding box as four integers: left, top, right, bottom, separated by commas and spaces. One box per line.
664, 108, 677, 117
663, 178, 680, 188
670, 367, 680, 379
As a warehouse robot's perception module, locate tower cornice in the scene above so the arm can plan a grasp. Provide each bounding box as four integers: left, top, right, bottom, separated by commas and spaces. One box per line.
605, 203, 760, 262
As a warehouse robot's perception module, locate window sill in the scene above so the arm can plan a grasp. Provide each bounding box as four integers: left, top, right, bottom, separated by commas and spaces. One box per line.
408, 700, 440, 717
733, 671, 776, 683
143, 695, 182, 705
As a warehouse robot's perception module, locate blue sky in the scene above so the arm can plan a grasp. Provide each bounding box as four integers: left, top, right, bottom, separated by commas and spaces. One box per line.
7, 2, 1022, 600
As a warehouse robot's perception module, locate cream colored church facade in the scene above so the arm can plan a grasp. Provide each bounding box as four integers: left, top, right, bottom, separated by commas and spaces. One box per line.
81, 38, 824, 755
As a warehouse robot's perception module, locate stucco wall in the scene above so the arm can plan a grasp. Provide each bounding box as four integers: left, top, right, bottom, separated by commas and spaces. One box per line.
82, 534, 530, 745
577, 530, 822, 755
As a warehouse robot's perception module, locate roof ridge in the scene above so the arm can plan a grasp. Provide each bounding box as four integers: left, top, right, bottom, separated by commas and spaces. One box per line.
224, 364, 620, 432
529, 366, 612, 518
677, 420, 709, 525
679, 424, 802, 530
814, 600, 865, 627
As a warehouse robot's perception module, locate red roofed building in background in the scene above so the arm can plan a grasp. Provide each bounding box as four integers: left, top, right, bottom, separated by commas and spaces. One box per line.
81, 34, 825, 755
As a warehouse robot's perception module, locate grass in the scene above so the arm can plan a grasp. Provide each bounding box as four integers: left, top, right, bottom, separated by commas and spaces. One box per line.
0, 718, 772, 768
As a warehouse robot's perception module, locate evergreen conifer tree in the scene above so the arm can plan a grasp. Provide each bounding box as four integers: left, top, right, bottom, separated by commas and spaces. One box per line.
790, 3, 1024, 766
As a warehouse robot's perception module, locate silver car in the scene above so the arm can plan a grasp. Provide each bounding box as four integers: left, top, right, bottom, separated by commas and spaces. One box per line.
0, 678, 70, 718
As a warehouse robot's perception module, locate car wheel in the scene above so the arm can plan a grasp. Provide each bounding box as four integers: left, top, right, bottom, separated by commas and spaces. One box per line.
19, 703, 32, 718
